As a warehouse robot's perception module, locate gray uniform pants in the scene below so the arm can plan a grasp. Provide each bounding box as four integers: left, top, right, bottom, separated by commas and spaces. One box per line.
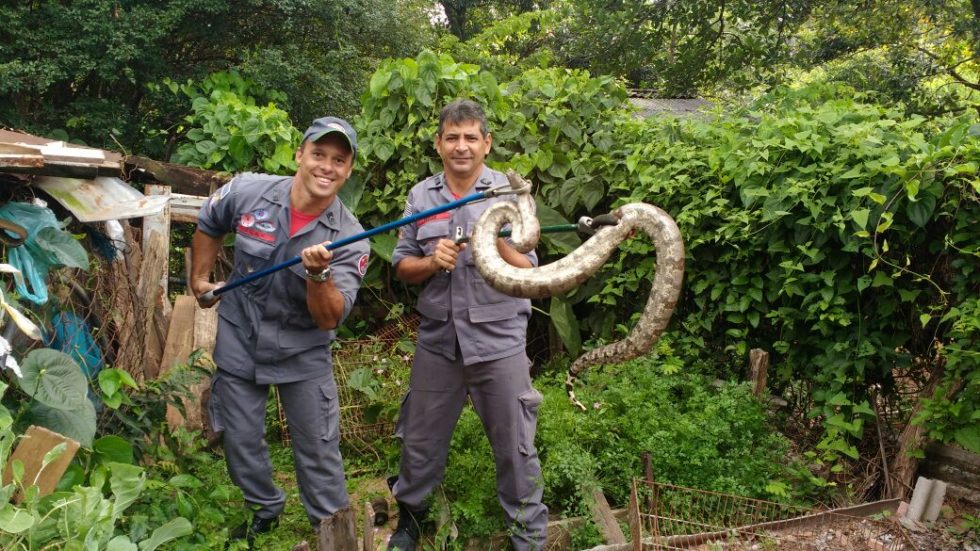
209, 369, 349, 525
393, 347, 548, 550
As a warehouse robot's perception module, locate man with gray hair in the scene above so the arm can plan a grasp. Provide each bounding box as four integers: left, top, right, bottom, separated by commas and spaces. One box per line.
387, 99, 548, 550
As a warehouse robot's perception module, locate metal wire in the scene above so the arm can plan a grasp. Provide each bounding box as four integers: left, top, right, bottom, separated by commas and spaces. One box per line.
636, 480, 918, 551
273, 315, 418, 449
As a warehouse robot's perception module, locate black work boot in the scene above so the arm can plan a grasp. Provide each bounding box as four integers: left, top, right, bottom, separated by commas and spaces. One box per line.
387, 501, 426, 551
229, 514, 279, 549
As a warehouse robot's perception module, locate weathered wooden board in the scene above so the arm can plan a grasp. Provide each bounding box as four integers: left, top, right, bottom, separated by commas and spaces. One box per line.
159, 295, 197, 376
318, 506, 357, 550
137, 230, 168, 380
2, 425, 80, 503
589, 487, 627, 544
163, 296, 218, 432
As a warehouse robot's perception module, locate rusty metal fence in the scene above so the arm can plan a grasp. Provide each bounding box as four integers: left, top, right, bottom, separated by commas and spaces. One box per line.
628, 479, 917, 551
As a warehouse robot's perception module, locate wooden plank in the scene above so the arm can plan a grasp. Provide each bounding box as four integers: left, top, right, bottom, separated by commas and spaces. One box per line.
589, 487, 627, 544
749, 348, 769, 397
163, 296, 216, 431
171, 193, 207, 224
143, 184, 172, 304
137, 230, 168, 380
318, 506, 357, 550
657, 499, 902, 548
189, 271, 220, 437
926, 442, 980, 472
629, 481, 642, 551
193, 294, 218, 353
2, 425, 80, 503
363, 500, 374, 551
0, 143, 44, 168
109, 220, 144, 381
159, 295, 197, 376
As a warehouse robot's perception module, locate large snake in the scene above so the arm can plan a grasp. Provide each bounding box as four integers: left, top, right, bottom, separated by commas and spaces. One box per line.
471, 170, 685, 410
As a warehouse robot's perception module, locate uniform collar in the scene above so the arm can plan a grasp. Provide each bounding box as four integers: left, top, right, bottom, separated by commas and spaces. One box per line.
259, 177, 341, 231
318, 199, 341, 230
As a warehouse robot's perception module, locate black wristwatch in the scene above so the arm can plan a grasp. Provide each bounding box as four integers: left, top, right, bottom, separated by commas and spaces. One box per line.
305, 266, 331, 282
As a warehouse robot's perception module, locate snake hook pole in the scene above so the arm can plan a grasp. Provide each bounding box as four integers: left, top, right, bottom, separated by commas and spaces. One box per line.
197, 182, 531, 307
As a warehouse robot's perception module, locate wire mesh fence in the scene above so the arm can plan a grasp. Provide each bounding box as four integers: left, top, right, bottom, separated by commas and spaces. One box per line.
274, 315, 418, 451
333, 337, 413, 446
632, 479, 918, 551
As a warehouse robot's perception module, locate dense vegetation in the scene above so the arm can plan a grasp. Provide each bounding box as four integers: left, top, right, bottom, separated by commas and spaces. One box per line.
0, 0, 977, 548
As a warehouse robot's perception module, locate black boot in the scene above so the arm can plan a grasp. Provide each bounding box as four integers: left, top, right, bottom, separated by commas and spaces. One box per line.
387, 501, 426, 551
229, 514, 279, 549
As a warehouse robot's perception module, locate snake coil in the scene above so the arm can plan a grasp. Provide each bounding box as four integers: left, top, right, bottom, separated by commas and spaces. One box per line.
471, 170, 685, 410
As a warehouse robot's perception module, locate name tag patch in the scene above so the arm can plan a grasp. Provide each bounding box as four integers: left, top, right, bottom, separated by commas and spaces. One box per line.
237, 223, 276, 243
417, 212, 450, 227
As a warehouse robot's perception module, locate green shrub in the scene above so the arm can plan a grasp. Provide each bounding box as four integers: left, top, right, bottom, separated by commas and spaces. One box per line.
438, 351, 796, 543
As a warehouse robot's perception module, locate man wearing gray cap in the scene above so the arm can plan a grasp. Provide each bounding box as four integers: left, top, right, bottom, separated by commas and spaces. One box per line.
190, 116, 369, 547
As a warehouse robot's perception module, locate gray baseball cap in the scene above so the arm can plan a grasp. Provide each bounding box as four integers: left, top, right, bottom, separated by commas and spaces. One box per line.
303, 116, 357, 154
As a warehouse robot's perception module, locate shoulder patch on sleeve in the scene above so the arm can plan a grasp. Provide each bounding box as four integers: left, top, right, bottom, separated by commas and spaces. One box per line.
208, 179, 235, 213
357, 253, 370, 277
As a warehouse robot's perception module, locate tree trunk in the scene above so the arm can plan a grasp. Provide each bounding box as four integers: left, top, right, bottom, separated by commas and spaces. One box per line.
890, 361, 965, 499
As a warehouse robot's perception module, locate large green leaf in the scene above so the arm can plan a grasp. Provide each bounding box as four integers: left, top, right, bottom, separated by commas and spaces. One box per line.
550, 297, 581, 356
339, 172, 366, 213
107, 536, 138, 551
94, 436, 135, 465
138, 517, 193, 551
109, 462, 146, 514
905, 194, 936, 228
954, 425, 980, 454
370, 233, 397, 263
0, 503, 35, 533
27, 400, 97, 447
34, 227, 89, 270
534, 199, 580, 255
17, 349, 89, 411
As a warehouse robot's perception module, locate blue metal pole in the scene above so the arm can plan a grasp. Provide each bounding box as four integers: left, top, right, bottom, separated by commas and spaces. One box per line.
198, 190, 491, 305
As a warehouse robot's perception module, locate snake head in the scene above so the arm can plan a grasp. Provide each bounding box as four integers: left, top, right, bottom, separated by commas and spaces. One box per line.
505, 169, 533, 195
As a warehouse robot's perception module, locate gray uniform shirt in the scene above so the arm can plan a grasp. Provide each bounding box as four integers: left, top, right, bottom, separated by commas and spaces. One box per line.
198, 172, 370, 384
392, 166, 537, 365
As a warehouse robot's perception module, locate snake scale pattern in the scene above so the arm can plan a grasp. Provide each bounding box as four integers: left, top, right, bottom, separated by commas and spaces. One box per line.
471, 170, 685, 410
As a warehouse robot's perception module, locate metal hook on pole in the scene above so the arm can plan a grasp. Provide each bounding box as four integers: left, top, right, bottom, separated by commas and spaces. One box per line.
454, 214, 621, 244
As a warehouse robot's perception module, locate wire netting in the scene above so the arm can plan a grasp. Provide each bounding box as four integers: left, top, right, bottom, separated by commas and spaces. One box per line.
274, 315, 418, 451
635, 480, 918, 551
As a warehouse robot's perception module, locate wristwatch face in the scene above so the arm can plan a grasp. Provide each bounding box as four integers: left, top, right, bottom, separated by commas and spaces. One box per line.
306, 267, 330, 282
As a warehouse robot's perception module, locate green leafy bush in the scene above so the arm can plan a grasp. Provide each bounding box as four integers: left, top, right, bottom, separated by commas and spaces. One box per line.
169, 71, 301, 174
601, 84, 980, 459
354, 53, 978, 469
0, 381, 193, 550
438, 351, 796, 543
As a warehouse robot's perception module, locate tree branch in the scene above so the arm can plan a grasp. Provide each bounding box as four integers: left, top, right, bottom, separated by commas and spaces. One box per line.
915, 45, 980, 92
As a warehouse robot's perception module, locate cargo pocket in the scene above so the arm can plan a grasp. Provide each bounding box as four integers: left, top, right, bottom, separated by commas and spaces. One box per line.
207, 374, 225, 434
394, 390, 411, 441
318, 382, 341, 442
517, 388, 543, 456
